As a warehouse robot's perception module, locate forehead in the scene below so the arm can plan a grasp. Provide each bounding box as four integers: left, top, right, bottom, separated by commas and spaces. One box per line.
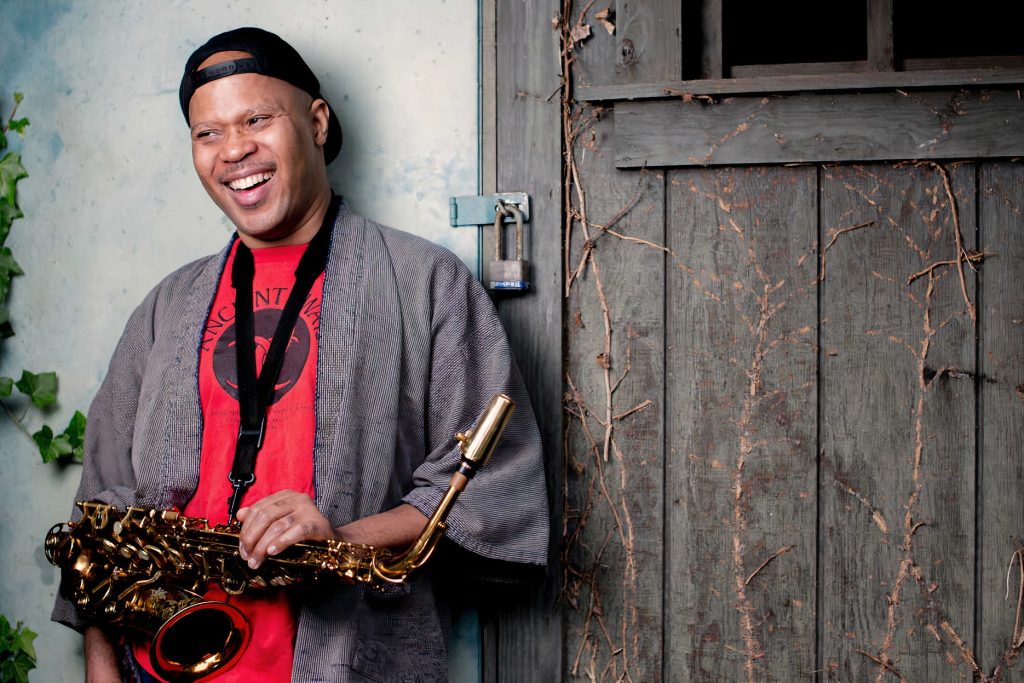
188, 71, 304, 126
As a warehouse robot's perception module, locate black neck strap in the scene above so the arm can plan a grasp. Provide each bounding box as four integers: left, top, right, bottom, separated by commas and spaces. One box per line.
226, 195, 341, 522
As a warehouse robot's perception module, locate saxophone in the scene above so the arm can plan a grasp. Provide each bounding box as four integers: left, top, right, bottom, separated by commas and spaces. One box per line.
45, 393, 515, 682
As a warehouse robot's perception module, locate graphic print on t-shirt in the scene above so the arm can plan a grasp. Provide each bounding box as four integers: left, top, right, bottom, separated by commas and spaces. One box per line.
201, 283, 322, 405
211, 306, 311, 405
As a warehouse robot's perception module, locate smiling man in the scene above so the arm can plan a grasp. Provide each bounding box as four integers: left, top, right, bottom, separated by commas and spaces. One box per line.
51, 27, 548, 683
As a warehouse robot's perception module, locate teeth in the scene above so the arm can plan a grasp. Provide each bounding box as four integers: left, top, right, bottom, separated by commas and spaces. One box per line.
228, 171, 274, 191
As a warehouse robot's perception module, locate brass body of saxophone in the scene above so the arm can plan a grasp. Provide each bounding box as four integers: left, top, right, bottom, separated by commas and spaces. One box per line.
45, 393, 515, 682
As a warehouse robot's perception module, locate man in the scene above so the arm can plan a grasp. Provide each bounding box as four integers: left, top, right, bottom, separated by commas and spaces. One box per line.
52, 27, 548, 682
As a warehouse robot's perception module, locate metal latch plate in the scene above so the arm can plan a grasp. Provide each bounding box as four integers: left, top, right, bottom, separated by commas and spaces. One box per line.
449, 193, 531, 226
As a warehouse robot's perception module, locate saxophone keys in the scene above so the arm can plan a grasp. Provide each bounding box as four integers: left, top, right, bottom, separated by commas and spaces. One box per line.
93, 506, 109, 531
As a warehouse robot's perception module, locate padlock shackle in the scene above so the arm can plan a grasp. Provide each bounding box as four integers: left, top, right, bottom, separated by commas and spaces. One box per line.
493, 200, 525, 263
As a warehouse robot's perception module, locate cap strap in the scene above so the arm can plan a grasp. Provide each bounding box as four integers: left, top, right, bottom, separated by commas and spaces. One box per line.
190, 57, 266, 90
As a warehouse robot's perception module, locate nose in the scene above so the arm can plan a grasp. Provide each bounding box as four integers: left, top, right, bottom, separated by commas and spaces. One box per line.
219, 127, 257, 163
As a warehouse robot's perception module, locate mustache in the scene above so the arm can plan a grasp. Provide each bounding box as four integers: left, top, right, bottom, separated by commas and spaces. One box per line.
217, 161, 277, 183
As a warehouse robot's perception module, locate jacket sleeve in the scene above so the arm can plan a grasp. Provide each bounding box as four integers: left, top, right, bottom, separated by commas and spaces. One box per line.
401, 250, 549, 570
50, 284, 162, 631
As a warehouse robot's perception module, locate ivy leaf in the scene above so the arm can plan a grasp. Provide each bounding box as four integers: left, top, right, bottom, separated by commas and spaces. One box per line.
31, 425, 60, 463
0, 200, 23, 246
8, 118, 29, 138
0, 248, 24, 311
0, 376, 11, 397
0, 152, 28, 207
10, 625, 36, 661
32, 413, 85, 464
64, 410, 87, 462
0, 129, 6, 152
30, 426, 52, 462
0, 316, 12, 339
16, 370, 57, 408
0, 617, 37, 683
51, 432, 73, 456
0, 247, 23, 276
1, 654, 35, 683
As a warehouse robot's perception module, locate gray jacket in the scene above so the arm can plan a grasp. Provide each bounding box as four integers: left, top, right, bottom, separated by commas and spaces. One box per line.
52, 203, 549, 682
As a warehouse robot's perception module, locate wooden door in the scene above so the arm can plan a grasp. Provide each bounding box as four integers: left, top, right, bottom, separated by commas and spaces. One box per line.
489, 1, 1024, 681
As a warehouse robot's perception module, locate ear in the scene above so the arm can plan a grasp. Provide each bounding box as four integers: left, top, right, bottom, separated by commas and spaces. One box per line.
309, 98, 330, 147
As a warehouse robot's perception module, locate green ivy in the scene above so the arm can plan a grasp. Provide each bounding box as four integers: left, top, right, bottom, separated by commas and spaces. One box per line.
0, 615, 36, 683
32, 410, 87, 464
0, 92, 85, 465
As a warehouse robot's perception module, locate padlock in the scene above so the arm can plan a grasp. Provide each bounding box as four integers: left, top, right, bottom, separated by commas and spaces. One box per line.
487, 202, 530, 291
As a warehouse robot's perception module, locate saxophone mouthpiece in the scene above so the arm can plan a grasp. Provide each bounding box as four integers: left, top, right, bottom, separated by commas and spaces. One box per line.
457, 393, 515, 478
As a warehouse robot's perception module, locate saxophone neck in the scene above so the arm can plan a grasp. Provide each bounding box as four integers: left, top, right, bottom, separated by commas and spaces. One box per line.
374, 395, 515, 583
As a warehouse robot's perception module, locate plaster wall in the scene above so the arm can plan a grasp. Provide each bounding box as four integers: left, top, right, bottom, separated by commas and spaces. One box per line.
0, 2, 479, 680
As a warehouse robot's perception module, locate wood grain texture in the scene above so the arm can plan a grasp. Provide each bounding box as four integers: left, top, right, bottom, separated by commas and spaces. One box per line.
818, 163, 977, 682
978, 162, 1024, 679
482, 0, 497, 196
615, 0, 682, 84
665, 166, 818, 682
487, 0, 564, 681
699, 0, 722, 79
729, 60, 872, 78
573, 0, 684, 88
568, 0, 621, 90
578, 67, 1024, 101
569, 0, 682, 88
614, 90, 1024, 168
563, 111, 666, 682
867, 0, 894, 72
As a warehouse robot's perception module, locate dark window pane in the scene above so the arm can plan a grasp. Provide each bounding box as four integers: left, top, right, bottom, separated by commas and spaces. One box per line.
723, 0, 867, 67
895, 0, 1023, 60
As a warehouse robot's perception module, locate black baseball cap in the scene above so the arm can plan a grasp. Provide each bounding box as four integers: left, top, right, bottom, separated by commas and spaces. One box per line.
179, 27, 342, 164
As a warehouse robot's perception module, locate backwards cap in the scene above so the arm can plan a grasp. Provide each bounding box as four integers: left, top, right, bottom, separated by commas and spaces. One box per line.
179, 27, 342, 164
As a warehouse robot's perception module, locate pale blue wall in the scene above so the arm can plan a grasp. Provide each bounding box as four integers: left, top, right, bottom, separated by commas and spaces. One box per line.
0, 2, 479, 680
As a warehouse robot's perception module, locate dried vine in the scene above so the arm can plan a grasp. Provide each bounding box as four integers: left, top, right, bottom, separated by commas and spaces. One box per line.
559, 2, 655, 680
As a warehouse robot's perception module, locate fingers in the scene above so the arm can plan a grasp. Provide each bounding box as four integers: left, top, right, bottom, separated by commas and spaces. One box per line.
235, 490, 336, 568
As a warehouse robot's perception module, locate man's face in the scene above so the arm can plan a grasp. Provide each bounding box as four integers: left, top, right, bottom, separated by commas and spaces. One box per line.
188, 52, 330, 246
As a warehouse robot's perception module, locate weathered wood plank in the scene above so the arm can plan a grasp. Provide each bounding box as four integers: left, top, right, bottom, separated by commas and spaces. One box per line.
487, 0, 564, 680
615, 0, 682, 84
978, 162, 1024, 679
577, 67, 1024, 101
614, 90, 1024, 168
867, 0, 894, 72
818, 163, 977, 681
570, 1, 621, 89
904, 56, 1024, 72
665, 166, 818, 682
564, 111, 665, 682
571, 0, 683, 88
482, 0, 498, 197
730, 60, 872, 78
699, 0, 722, 79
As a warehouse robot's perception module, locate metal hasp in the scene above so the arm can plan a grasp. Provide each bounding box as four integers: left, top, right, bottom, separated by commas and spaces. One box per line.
449, 192, 530, 227
450, 193, 532, 293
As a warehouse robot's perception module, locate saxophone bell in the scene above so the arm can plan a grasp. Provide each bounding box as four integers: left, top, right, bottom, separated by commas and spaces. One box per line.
150, 600, 251, 682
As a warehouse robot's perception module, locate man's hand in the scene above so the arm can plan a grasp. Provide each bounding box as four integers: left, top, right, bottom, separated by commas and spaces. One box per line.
235, 489, 337, 568
236, 491, 429, 568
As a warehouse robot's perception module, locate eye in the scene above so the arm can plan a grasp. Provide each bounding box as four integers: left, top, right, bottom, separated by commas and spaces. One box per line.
247, 115, 271, 128
192, 129, 219, 142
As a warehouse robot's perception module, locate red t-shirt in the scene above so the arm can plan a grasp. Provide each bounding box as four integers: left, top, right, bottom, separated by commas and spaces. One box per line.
136, 240, 323, 681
